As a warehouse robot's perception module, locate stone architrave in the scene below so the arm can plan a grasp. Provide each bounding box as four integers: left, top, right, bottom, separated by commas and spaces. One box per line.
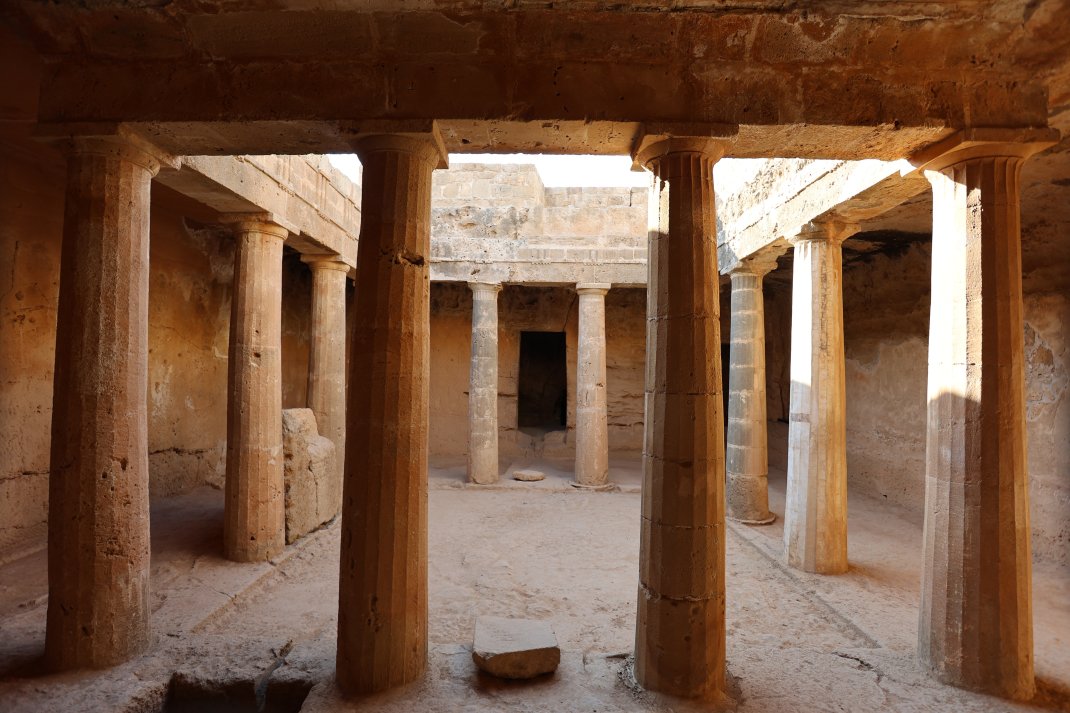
573, 283, 611, 489
223, 216, 288, 563
783, 220, 856, 576
916, 128, 1057, 701
726, 252, 779, 525
45, 134, 166, 670
633, 136, 730, 702
467, 281, 502, 485
336, 130, 447, 695
302, 254, 349, 518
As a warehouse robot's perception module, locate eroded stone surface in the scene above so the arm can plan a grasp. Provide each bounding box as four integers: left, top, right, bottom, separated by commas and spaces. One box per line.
512, 469, 545, 482
472, 616, 561, 679
282, 408, 336, 544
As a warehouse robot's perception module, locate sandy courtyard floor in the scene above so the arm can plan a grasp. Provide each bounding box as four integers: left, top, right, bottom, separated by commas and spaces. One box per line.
0, 454, 1068, 712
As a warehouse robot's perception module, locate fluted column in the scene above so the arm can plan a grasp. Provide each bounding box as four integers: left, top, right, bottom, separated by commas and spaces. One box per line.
46, 135, 163, 670
917, 128, 1056, 701
573, 283, 611, 488
303, 254, 350, 518
633, 137, 728, 701
783, 220, 856, 575
337, 132, 446, 695
467, 282, 502, 485
726, 254, 779, 525
224, 217, 288, 563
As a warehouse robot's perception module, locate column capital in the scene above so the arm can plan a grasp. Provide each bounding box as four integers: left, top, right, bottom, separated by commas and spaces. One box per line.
576, 282, 611, 296
729, 252, 780, 278
349, 122, 449, 170
911, 126, 1059, 172
40, 125, 178, 175
301, 253, 351, 273
468, 281, 502, 295
632, 123, 737, 171
789, 220, 860, 246
221, 213, 290, 241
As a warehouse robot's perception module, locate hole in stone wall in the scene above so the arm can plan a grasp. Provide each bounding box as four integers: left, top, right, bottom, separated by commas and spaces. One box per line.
161, 669, 312, 713
517, 331, 568, 433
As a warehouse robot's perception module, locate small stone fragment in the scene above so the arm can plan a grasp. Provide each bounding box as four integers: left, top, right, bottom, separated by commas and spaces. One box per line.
472, 616, 560, 679
512, 469, 545, 482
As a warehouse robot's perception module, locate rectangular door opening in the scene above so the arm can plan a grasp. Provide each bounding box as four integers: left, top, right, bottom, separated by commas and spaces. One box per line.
517, 331, 567, 434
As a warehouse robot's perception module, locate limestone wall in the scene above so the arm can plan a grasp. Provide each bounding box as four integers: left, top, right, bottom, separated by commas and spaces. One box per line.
430, 164, 647, 286
428, 283, 646, 463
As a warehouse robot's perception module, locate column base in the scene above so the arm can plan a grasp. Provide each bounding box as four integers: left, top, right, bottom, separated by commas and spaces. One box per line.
569, 480, 616, 492
728, 512, 776, 526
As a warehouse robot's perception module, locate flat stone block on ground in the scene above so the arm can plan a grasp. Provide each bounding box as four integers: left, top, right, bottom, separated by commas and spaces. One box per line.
513, 469, 545, 482
472, 616, 561, 679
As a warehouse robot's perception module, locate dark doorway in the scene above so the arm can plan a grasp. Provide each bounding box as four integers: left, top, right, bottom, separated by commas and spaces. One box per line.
518, 331, 568, 432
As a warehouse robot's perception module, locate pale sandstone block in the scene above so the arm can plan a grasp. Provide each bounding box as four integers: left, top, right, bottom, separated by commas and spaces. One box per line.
282, 408, 336, 544
472, 616, 560, 679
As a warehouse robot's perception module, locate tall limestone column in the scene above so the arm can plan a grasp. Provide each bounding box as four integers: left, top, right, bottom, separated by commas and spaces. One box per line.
224, 217, 288, 563
783, 220, 856, 575
336, 132, 446, 694
303, 254, 350, 518
573, 283, 611, 489
46, 134, 165, 670
917, 128, 1056, 700
467, 282, 502, 485
633, 137, 729, 701
726, 253, 779, 525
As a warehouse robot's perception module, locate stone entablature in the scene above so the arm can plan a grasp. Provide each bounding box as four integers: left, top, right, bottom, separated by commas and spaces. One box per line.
158, 154, 362, 267
430, 164, 647, 286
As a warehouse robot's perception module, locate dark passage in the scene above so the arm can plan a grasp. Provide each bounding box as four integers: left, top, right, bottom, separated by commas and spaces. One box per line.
517, 331, 568, 432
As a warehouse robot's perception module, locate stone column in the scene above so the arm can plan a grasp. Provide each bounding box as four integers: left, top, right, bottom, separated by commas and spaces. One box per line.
224, 217, 288, 563
303, 254, 349, 518
726, 253, 779, 525
45, 135, 163, 670
573, 283, 611, 488
917, 128, 1056, 701
336, 132, 446, 695
783, 220, 856, 575
633, 137, 728, 701
467, 281, 502, 485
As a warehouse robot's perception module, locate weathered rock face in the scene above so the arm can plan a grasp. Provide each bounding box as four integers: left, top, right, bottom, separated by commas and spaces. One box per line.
7, 3, 1064, 158
472, 616, 560, 680
0, 133, 319, 552
281, 408, 336, 544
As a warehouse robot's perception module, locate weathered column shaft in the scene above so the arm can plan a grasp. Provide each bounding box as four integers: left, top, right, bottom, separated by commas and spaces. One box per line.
224, 218, 288, 563
46, 137, 161, 670
305, 256, 349, 518
336, 134, 443, 695
574, 283, 611, 488
634, 138, 727, 701
917, 129, 1055, 700
467, 282, 501, 485
726, 256, 778, 524
783, 221, 854, 575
